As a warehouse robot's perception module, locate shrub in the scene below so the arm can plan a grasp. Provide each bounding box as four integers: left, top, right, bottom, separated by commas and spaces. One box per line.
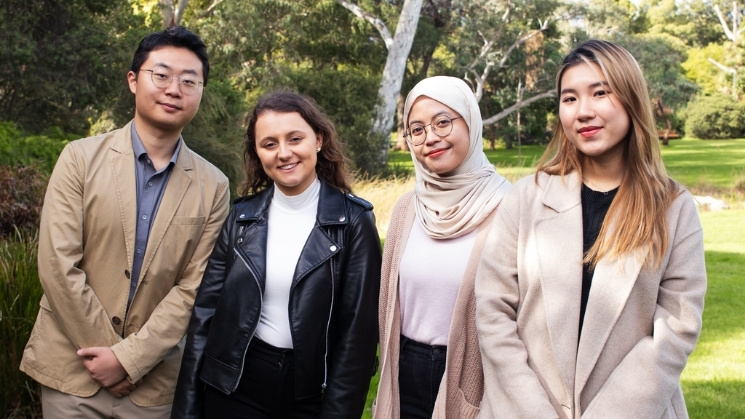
0, 231, 42, 418
683, 93, 745, 139
0, 122, 70, 174
0, 166, 47, 238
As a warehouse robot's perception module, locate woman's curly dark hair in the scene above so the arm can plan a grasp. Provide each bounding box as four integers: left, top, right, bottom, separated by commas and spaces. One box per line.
240, 91, 352, 196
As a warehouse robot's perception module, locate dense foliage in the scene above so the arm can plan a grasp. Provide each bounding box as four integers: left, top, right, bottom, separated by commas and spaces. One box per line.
683, 93, 745, 139
4, 0, 745, 178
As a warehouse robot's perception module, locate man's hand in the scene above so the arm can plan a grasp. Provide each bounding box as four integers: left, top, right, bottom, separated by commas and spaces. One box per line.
105, 377, 137, 399
78, 346, 128, 387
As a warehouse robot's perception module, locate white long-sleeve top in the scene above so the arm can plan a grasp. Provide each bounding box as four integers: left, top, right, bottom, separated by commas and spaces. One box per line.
256, 179, 320, 348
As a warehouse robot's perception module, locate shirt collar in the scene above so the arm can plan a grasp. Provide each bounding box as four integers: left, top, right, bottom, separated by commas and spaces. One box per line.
131, 123, 182, 166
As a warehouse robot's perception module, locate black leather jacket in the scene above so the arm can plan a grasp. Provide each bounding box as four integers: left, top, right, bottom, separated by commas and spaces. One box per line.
171, 181, 382, 418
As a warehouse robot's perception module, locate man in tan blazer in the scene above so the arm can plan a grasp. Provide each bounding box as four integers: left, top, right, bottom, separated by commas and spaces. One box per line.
20, 26, 229, 418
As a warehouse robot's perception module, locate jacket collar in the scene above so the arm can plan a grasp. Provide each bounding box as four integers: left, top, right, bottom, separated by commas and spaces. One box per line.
539, 171, 582, 212
235, 180, 348, 226
111, 120, 194, 172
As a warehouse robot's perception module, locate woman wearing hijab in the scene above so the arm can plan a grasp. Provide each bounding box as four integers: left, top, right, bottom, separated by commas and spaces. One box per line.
475, 40, 706, 418
373, 76, 511, 419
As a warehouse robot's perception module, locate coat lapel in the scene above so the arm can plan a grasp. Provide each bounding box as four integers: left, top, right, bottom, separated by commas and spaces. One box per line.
110, 122, 137, 269
534, 172, 583, 393
140, 141, 193, 279
574, 245, 647, 394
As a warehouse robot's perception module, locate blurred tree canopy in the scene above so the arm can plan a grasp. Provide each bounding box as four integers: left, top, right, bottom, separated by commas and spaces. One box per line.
2, 0, 745, 184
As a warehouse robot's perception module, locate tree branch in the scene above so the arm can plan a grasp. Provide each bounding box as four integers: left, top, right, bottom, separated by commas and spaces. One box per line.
714, 4, 736, 41
708, 57, 736, 74
197, 0, 225, 19
483, 89, 556, 125
498, 22, 550, 68
336, 0, 394, 49
468, 18, 550, 103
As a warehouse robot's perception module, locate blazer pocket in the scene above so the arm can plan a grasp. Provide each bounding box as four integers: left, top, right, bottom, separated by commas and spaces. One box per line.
170, 216, 206, 225
455, 388, 481, 418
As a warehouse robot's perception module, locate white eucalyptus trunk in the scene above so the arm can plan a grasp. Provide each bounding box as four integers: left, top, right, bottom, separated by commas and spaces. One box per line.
366, 0, 423, 165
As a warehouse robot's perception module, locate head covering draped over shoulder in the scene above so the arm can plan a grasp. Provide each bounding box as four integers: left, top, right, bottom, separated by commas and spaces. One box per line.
403, 76, 510, 239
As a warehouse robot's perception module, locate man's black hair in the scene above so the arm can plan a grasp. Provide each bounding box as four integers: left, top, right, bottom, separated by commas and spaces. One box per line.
131, 26, 209, 86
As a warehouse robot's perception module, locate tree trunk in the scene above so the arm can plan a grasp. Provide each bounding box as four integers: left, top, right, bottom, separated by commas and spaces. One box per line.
655, 97, 672, 146
662, 118, 672, 146
368, 0, 423, 166
159, 0, 189, 27
394, 92, 409, 151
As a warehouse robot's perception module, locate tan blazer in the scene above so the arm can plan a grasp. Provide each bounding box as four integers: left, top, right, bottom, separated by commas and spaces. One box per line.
374, 191, 493, 419
475, 171, 706, 419
20, 121, 230, 407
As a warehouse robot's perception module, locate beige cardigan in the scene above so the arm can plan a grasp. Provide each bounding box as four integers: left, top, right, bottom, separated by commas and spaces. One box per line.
475, 171, 706, 419
374, 191, 494, 419
21, 122, 230, 406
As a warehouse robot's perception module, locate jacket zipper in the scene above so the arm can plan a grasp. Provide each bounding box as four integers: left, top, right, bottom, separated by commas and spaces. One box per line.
233, 246, 263, 392
322, 257, 335, 397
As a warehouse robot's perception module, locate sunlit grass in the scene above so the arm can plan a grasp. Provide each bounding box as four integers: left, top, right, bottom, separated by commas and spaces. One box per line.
661, 138, 745, 202
353, 176, 414, 240
681, 209, 745, 418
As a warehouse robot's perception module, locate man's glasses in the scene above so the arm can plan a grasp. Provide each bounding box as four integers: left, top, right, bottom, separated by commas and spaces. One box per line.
140, 69, 203, 95
404, 115, 463, 146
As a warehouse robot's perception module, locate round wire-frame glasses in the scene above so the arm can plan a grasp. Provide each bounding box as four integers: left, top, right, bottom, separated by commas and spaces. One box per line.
404, 115, 463, 146
140, 69, 203, 95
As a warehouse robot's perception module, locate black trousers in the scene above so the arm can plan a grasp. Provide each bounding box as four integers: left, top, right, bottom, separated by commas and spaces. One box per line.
204, 338, 322, 419
398, 335, 447, 419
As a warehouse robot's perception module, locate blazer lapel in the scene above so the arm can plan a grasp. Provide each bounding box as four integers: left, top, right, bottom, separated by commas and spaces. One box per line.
140, 143, 193, 278
110, 122, 137, 268
574, 246, 648, 394
534, 172, 583, 393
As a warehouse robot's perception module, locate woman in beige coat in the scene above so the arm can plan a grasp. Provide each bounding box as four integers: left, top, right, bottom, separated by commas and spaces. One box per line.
475, 40, 706, 418
374, 76, 510, 418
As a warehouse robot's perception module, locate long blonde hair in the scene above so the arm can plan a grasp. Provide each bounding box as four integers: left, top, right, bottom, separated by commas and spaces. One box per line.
538, 39, 679, 268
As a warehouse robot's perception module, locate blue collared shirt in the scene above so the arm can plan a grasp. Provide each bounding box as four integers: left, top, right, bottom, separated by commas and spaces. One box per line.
128, 123, 182, 309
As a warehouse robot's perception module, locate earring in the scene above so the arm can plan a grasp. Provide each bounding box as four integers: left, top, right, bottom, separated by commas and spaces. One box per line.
316, 147, 321, 153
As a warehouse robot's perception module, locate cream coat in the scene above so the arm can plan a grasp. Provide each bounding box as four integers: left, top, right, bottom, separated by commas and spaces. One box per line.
475, 171, 706, 419
20, 121, 230, 407
374, 192, 493, 419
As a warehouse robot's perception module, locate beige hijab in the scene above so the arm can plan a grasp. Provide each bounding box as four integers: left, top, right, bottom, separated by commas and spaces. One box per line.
403, 76, 510, 239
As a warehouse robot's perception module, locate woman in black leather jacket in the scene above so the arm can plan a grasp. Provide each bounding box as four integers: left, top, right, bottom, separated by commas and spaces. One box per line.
172, 92, 382, 419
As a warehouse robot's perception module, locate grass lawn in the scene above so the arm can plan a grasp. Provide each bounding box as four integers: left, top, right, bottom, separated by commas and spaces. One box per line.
661, 138, 745, 195
682, 209, 745, 418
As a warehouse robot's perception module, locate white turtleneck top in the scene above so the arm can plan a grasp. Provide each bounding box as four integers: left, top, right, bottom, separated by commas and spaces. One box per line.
255, 179, 320, 349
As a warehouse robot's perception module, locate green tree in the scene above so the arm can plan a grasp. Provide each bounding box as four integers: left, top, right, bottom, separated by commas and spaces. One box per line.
683, 43, 727, 95
0, 0, 145, 134
621, 34, 698, 144
447, 0, 565, 148
187, 0, 389, 174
